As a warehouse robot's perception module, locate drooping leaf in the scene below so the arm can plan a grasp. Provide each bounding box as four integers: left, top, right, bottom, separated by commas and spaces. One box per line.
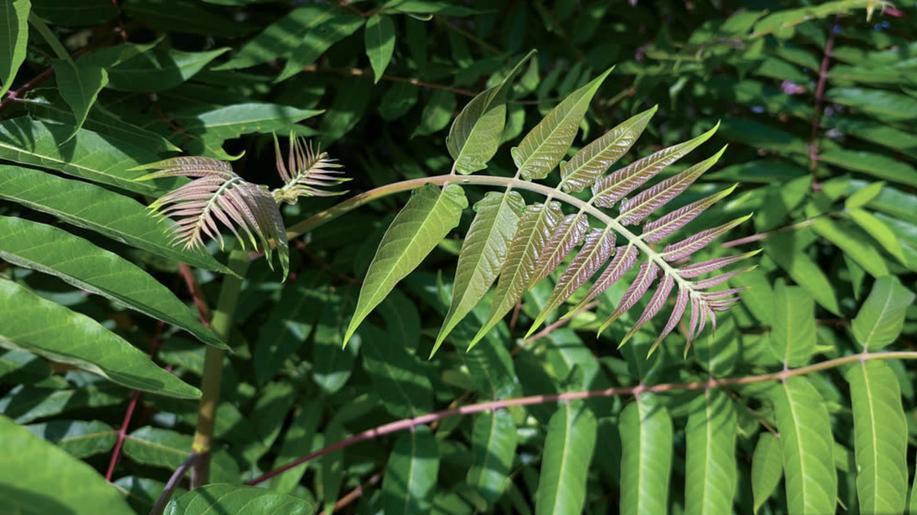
470, 201, 562, 347
275, 12, 365, 82
434, 191, 524, 354
684, 391, 737, 515
845, 360, 908, 515
770, 282, 816, 367
847, 208, 907, 265
559, 105, 656, 193
513, 69, 612, 181
446, 51, 535, 174
0, 278, 200, 399
253, 286, 316, 385
0, 216, 224, 349
267, 399, 322, 494
413, 90, 455, 137
851, 276, 915, 351
382, 425, 439, 515
345, 184, 467, 344
365, 15, 395, 83
0, 0, 29, 98
0, 164, 231, 274
751, 432, 782, 514
772, 377, 837, 515
535, 402, 597, 515
165, 484, 314, 515
620, 394, 673, 515
466, 409, 517, 506
0, 415, 134, 515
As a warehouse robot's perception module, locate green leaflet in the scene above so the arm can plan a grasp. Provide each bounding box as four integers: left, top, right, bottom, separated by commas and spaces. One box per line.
275, 12, 364, 82
106, 47, 229, 92
446, 50, 535, 174
0, 117, 174, 195
51, 58, 108, 141
851, 276, 915, 351
382, 425, 439, 515
847, 208, 907, 265
765, 231, 840, 315
0, 165, 231, 274
124, 426, 239, 483
365, 15, 395, 83
470, 201, 562, 348
0, 278, 200, 399
820, 149, 917, 188
845, 361, 908, 515
165, 484, 314, 515
812, 217, 889, 277
535, 402, 597, 515
751, 432, 782, 514
434, 191, 525, 355
345, 184, 467, 344
826, 87, 917, 122
268, 399, 323, 494
770, 282, 815, 367
684, 391, 737, 515
0, 216, 225, 349
467, 409, 517, 506
0, 0, 30, 98
360, 325, 433, 418
0, 415, 134, 515
620, 394, 673, 515
413, 90, 455, 137
558, 105, 656, 193
772, 377, 837, 515
512, 68, 612, 181
26, 419, 116, 458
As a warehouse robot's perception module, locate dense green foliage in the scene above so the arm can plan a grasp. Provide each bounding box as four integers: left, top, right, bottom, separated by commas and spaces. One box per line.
0, 1, 915, 514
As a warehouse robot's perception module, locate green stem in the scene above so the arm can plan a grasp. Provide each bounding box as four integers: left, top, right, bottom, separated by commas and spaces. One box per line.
286, 174, 699, 295
190, 249, 250, 488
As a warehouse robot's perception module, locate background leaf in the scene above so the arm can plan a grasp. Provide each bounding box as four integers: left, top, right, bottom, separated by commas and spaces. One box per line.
0, 0, 30, 98
535, 402, 597, 515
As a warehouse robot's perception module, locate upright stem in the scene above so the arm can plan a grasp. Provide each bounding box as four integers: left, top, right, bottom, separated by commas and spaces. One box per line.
190, 249, 250, 487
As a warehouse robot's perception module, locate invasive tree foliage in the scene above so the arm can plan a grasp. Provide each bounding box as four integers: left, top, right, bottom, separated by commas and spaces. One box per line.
0, 1, 914, 515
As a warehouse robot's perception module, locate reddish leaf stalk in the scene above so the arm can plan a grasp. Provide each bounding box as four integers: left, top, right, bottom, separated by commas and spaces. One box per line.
808, 18, 839, 185
247, 351, 917, 486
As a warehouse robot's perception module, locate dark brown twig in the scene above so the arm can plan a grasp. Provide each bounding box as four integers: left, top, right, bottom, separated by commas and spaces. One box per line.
807, 17, 839, 187
149, 452, 199, 515
178, 264, 211, 325
322, 472, 382, 514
